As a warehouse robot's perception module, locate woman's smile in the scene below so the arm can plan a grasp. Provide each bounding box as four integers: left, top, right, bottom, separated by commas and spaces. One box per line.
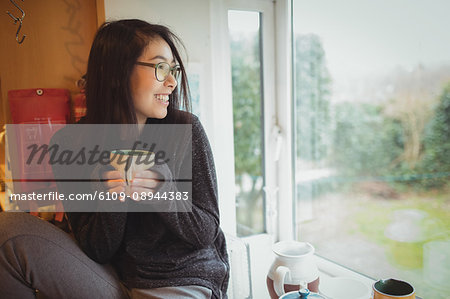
154, 94, 170, 105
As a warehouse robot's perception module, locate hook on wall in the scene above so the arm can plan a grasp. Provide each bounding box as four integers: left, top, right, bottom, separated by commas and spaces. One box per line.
6, 0, 26, 44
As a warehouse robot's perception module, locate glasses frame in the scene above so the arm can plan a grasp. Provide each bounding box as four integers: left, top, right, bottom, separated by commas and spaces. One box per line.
136, 61, 181, 82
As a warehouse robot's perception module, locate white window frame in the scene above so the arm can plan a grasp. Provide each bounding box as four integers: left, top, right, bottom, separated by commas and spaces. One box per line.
274, 0, 295, 241
227, 0, 279, 238
210, 0, 282, 238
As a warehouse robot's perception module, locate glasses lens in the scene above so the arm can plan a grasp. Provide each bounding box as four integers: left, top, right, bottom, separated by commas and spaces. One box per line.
172, 66, 181, 80
156, 63, 170, 81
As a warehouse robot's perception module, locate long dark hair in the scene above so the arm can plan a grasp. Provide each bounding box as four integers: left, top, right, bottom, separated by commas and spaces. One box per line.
84, 19, 191, 124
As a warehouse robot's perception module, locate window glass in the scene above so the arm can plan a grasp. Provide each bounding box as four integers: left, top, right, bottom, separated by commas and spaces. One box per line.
229, 10, 265, 236
293, 1, 450, 298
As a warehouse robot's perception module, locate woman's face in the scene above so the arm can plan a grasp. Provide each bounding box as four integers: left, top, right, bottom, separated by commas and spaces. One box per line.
130, 37, 178, 124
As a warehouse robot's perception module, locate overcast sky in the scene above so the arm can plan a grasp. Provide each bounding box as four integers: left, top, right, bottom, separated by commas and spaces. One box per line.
228, 1, 450, 102
293, 0, 450, 79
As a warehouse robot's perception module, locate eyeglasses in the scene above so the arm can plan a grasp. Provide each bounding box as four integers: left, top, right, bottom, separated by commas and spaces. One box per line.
136, 61, 181, 82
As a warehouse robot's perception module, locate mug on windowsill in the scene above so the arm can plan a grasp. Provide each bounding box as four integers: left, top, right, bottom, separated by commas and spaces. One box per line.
372, 279, 415, 299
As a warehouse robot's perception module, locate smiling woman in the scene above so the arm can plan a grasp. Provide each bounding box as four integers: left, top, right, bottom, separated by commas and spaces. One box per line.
83, 20, 191, 125
130, 37, 179, 122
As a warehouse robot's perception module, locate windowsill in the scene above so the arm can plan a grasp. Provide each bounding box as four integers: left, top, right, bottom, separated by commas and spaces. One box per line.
316, 255, 422, 299
315, 254, 375, 287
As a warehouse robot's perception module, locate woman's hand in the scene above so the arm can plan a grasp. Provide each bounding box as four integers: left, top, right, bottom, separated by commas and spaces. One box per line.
102, 170, 163, 202
130, 170, 163, 195
102, 170, 126, 201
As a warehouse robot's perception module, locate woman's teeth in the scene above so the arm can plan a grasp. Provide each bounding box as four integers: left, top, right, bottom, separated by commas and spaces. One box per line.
155, 94, 169, 103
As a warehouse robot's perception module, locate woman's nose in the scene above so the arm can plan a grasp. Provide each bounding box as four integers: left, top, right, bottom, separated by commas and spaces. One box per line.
164, 73, 178, 89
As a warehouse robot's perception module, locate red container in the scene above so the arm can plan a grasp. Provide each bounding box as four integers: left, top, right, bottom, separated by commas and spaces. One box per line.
7, 88, 70, 215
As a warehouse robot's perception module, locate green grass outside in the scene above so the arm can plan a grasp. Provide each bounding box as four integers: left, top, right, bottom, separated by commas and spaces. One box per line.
351, 186, 450, 269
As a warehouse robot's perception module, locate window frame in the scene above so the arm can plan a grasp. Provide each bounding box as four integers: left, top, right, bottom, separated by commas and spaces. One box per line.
212, 0, 280, 237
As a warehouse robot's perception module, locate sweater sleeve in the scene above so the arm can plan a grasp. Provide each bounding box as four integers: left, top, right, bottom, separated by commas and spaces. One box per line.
156, 116, 221, 249
66, 165, 128, 264
50, 129, 128, 264
65, 212, 127, 264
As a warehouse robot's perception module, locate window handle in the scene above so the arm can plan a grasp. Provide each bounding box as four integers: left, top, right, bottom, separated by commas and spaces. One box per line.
271, 125, 283, 161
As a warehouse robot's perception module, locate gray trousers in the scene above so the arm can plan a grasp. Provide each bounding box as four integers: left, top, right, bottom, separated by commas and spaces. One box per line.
0, 212, 212, 299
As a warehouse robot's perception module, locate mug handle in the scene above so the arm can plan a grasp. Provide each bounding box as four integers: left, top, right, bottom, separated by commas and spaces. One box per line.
274, 265, 291, 296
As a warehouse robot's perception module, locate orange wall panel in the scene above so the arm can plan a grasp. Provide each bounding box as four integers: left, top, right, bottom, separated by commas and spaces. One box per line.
0, 0, 101, 125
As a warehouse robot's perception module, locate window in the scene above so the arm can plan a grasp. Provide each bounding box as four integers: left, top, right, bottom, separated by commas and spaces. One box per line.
224, 0, 276, 238
293, 1, 450, 298
228, 10, 265, 236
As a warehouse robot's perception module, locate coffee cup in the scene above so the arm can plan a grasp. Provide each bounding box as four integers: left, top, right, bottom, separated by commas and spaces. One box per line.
109, 150, 155, 195
372, 279, 415, 299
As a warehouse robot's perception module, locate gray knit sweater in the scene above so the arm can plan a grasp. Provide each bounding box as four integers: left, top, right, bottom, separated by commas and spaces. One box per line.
51, 111, 229, 299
